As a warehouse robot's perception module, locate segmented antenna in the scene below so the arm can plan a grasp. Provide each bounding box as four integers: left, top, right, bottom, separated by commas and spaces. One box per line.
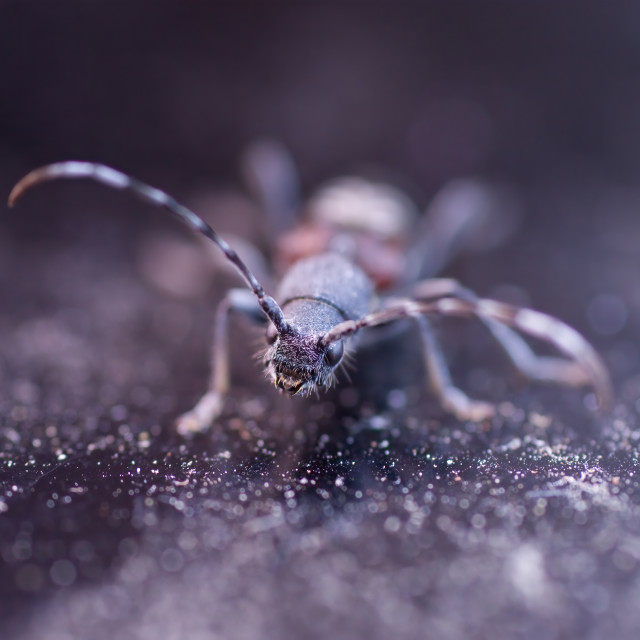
8, 162, 289, 332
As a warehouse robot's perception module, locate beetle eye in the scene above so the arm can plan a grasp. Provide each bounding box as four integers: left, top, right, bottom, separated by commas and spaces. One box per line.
324, 341, 344, 367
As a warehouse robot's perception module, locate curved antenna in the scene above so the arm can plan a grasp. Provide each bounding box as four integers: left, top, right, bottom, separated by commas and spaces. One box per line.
320, 297, 612, 410
8, 161, 289, 333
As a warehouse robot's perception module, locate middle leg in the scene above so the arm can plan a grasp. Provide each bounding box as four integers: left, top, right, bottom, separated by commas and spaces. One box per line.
411, 278, 593, 389
414, 314, 495, 421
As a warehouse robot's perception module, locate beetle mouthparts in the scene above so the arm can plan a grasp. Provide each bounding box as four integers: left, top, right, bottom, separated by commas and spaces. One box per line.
275, 376, 304, 395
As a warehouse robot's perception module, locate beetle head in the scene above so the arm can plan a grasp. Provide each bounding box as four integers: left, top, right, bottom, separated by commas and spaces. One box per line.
264, 324, 344, 396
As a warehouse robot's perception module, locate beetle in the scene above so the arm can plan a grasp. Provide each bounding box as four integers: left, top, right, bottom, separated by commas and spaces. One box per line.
8, 146, 612, 435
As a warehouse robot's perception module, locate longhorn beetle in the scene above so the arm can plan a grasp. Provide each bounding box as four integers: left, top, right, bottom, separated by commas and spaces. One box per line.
8, 147, 612, 435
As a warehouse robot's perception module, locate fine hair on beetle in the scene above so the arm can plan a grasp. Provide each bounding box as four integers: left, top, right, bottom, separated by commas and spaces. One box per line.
9, 157, 613, 435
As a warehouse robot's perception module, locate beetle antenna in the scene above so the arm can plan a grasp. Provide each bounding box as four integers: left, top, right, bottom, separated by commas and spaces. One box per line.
8, 161, 289, 333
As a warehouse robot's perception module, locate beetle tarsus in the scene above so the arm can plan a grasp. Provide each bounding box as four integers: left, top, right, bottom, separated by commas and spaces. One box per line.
176, 391, 224, 435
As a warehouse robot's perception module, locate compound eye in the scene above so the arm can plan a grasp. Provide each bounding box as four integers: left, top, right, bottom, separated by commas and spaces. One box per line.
266, 326, 278, 345
324, 341, 344, 367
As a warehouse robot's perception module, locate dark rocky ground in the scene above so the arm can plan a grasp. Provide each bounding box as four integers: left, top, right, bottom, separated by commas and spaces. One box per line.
2, 4, 640, 639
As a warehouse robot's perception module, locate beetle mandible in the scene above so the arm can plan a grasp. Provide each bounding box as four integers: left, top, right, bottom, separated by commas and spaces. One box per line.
8, 144, 612, 434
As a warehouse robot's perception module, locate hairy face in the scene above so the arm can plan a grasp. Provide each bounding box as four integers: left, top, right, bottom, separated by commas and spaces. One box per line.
264, 327, 344, 396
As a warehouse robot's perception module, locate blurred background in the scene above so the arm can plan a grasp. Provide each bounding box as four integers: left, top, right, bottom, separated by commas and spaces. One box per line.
2, 2, 640, 354
3, 3, 640, 640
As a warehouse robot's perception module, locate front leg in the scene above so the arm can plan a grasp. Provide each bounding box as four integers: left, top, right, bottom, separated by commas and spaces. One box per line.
176, 288, 267, 436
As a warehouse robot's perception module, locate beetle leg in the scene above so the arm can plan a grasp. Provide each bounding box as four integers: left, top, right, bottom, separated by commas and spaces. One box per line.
414, 315, 495, 421
410, 278, 595, 389
241, 140, 300, 240
176, 288, 267, 435
321, 296, 611, 410
406, 179, 521, 280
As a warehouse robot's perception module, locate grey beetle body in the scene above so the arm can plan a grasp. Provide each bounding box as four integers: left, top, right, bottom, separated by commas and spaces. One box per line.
8, 151, 612, 435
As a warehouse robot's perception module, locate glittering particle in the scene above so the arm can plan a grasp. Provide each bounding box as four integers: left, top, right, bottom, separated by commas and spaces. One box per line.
50, 559, 77, 587
587, 293, 628, 336
160, 548, 184, 573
